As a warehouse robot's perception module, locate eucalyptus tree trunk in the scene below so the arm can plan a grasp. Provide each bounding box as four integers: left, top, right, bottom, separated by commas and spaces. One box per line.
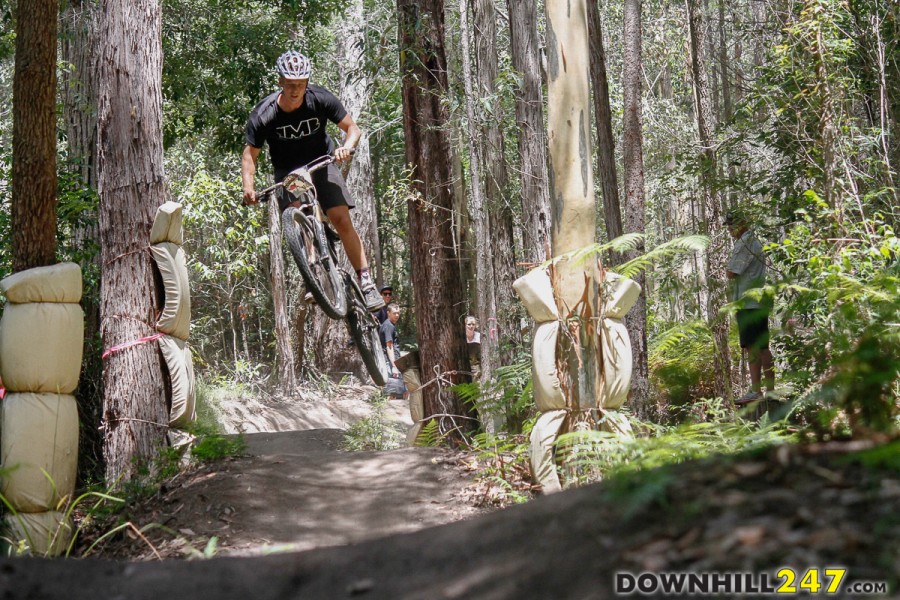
61, 0, 104, 479
459, 0, 497, 392
545, 0, 601, 411
687, 0, 732, 402
472, 0, 521, 366
888, 4, 900, 188
96, 0, 168, 483
508, 0, 551, 264
587, 0, 623, 246
622, 0, 650, 418
718, 0, 733, 123
62, 0, 98, 194
310, 0, 382, 382
339, 0, 381, 278
11, 0, 58, 272
705, 0, 720, 122
267, 198, 296, 394
397, 0, 477, 441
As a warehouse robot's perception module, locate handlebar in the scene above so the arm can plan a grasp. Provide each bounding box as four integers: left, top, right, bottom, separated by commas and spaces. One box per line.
247, 150, 354, 205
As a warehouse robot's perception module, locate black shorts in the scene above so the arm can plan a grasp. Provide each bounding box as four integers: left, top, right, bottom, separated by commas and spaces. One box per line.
736, 308, 770, 350
278, 163, 355, 213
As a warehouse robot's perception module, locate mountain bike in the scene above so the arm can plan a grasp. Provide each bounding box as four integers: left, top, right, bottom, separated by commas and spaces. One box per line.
255, 154, 390, 386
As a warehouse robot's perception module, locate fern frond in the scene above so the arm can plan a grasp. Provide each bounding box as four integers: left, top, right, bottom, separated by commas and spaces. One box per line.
649, 320, 712, 358
616, 235, 710, 279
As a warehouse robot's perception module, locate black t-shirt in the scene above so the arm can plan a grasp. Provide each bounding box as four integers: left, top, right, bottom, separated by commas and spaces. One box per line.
245, 85, 348, 181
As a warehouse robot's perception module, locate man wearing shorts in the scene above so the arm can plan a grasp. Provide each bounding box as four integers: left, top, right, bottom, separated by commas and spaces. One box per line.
725, 210, 774, 405
241, 50, 383, 311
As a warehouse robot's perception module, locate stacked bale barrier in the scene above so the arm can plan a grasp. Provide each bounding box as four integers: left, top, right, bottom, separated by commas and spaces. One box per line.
0, 263, 84, 555
395, 351, 423, 445
149, 202, 196, 428
513, 265, 641, 493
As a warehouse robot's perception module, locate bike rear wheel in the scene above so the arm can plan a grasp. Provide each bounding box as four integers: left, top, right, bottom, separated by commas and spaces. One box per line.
344, 273, 389, 386
282, 207, 347, 319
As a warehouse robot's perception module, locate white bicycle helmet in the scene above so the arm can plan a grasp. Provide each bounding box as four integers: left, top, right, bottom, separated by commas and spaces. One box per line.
276, 50, 312, 80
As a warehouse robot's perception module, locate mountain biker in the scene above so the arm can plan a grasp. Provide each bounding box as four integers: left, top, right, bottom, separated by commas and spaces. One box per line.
241, 50, 384, 311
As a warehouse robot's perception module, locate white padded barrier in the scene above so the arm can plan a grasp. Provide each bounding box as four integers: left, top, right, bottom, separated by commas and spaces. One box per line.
529, 409, 567, 493
600, 271, 642, 319
0, 303, 84, 394
513, 266, 559, 323
0, 262, 82, 304
6, 511, 73, 556
1, 393, 78, 513
599, 318, 632, 409
0, 265, 82, 557
159, 335, 196, 427
150, 243, 191, 341
532, 322, 565, 411
149, 201, 185, 245
401, 367, 424, 445
599, 409, 634, 439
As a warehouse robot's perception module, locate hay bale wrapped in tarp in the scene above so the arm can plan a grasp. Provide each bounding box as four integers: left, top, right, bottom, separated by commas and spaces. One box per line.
0, 263, 83, 556
514, 264, 642, 493
149, 201, 196, 427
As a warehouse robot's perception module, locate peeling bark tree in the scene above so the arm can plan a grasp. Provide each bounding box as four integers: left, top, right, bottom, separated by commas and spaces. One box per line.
267, 197, 296, 394
11, 0, 58, 272
397, 0, 476, 440
687, 0, 732, 401
508, 0, 551, 264
339, 0, 381, 277
587, 0, 623, 245
310, 0, 384, 383
545, 0, 601, 411
459, 0, 498, 392
622, 0, 650, 417
96, 0, 168, 483
472, 0, 520, 367
62, 0, 104, 479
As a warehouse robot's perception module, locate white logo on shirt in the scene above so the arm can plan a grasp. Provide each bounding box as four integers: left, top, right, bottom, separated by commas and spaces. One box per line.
276, 118, 320, 140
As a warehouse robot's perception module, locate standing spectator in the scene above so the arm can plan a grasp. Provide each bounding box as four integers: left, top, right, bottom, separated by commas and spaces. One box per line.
464, 315, 481, 343
379, 303, 402, 378
376, 285, 393, 324
464, 316, 481, 376
725, 210, 775, 405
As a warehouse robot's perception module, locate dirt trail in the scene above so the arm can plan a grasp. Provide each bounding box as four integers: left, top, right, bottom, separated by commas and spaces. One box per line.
93, 386, 489, 559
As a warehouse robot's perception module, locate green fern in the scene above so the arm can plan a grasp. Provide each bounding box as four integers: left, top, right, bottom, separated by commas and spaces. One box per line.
557, 419, 794, 485
452, 359, 534, 433
615, 235, 710, 279
543, 233, 708, 276
648, 320, 712, 366
413, 419, 444, 447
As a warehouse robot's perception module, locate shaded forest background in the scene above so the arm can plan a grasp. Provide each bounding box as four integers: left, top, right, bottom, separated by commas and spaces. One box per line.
0, 0, 897, 485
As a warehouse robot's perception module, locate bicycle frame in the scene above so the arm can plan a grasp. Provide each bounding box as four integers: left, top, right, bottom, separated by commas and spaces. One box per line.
271, 155, 339, 268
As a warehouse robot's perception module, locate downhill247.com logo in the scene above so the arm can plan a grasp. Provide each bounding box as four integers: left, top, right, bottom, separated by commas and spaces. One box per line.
615, 568, 888, 596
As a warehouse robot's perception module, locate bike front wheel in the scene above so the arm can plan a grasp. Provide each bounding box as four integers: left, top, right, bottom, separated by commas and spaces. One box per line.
282, 207, 347, 319
344, 273, 389, 386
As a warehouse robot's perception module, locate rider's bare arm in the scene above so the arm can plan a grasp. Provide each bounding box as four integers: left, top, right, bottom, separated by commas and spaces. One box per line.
241, 144, 262, 204
335, 114, 362, 164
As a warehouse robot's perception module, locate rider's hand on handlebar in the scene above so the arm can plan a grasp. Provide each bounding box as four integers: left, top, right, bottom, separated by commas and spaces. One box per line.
334, 146, 355, 165
242, 188, 258, 206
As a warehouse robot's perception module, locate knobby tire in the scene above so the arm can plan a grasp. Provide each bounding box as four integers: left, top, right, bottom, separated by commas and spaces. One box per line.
344, 272, 389, 386
282, 207, 347, 319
